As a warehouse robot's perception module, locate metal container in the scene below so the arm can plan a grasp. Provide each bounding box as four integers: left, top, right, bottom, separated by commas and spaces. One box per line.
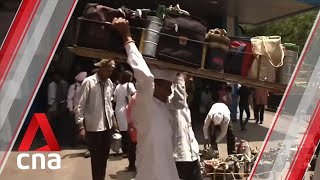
278, 50, 299, 84
140, 16, 163, 57
111, 132, 122, 153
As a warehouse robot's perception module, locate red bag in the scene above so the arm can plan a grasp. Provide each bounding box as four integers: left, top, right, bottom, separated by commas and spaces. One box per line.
126, 94, 137, 143
240, 40, 254, 77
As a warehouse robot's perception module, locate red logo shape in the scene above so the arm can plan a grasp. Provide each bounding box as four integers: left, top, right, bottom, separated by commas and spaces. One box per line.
18, 113, 60, 151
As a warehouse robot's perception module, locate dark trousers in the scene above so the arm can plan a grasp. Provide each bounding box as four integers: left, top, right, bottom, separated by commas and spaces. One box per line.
255, 105, 265, 123
128, 141, 136, 168
60, 112, 77, 146
87, 129, 112, 180
176, 160, 203, 180
120, 131, 129, 154
239, 105, 250, 129
121, 131, 136, 168
210, 123, 236, 155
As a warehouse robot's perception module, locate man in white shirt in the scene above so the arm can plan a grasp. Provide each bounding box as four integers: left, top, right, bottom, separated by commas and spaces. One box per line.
203, 103, 236, 155
47, 72, 68, 142
170, 73, 203, 180
112, 17, 180, 180
67, 71, 88, 153
67, 71, 87, 113
76, 59, 118, 180
113, 70, 136, 170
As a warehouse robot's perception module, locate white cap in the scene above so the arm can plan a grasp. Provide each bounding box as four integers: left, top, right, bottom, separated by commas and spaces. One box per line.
213, 113, 224, 125
75, 72, 87, 82
151, 68, 177, 82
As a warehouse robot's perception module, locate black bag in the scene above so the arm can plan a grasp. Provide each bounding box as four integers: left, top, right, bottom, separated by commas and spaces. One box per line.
75, 3, 141, 51
156, 12, 207, 67
224, 41, 246, 75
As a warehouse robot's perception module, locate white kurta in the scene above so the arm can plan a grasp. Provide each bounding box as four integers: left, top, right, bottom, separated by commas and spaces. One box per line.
125, 43, 180, 180
113, 82, 136, 131
169, 83, 200, 162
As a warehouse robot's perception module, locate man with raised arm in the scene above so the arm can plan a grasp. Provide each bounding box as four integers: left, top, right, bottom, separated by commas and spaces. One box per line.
112, 17, 180, 180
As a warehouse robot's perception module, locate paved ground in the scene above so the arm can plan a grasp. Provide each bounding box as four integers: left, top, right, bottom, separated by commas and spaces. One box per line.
0, 110, 278, 180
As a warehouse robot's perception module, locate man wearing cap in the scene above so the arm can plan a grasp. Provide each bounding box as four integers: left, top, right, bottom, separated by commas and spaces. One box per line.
68, 71, 87, 113
169, 73, 203, 180
203, 103, 236, 155
76, 59, 118, 180
112, 17, 180, 180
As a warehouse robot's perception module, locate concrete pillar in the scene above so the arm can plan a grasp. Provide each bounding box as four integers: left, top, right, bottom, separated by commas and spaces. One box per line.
226, 16, 236, 36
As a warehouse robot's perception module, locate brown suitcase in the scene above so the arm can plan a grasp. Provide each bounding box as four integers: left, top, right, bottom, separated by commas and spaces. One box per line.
75, 3, 141, 52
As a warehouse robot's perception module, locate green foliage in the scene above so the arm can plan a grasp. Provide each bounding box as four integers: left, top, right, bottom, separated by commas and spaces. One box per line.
242, 11, 318, 52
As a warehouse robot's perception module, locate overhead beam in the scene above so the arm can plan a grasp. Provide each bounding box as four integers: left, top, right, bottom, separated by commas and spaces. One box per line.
68, 46, 287, 92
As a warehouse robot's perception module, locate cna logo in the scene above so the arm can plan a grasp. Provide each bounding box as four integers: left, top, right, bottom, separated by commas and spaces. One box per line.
17, 113, 61, 170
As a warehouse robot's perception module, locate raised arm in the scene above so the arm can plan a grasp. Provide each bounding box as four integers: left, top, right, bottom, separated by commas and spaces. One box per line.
124, 42, 154, 94
113, 17, 154, 97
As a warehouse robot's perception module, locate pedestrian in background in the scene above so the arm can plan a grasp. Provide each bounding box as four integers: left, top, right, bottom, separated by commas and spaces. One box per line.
203, 103, 236, 155
254, 88, 269, 124
67, 71, 89, 153
47, 72, 68, 144
238, 85, 251, 131
170, 73, 203, 180
76, 59, 119, 180
113, 70, 137, 170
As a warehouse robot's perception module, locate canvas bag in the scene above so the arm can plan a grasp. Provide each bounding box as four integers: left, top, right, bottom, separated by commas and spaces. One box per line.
248, 36, 284, 82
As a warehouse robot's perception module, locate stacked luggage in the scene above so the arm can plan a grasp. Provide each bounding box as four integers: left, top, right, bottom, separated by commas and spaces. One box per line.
74, 3, 292, 83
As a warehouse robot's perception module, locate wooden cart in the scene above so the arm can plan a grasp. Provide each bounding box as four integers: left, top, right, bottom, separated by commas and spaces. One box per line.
68, 45, 287, 92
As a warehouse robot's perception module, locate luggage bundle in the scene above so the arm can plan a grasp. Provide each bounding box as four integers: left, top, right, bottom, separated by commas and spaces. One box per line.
75, 3, 289, 82
225, 37, 255, 77
248, 36, 285, 82
75, 4, 227, 69
205, 29, 230, 72
75, 3, 143, 52
155, 9, 207, 67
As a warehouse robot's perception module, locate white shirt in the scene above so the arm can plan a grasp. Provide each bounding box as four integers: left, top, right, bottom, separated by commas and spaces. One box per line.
67, 82, 82, 112
75, 74, 114, 132
125, 42, 180, 180
113, 82, 136, 131
48, 81, 57, 111
203, 103, 230, 143
169, 83, 200, 162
